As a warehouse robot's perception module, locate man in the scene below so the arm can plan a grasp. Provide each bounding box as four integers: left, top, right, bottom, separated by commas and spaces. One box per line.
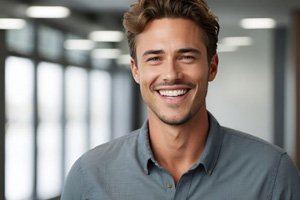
62, 0, 300, 199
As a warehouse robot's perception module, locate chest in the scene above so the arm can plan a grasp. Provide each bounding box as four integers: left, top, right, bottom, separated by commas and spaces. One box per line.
83, 166, 271, 200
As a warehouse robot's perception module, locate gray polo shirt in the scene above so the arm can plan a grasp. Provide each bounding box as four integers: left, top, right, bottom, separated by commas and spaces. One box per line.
62, 113, 300, 200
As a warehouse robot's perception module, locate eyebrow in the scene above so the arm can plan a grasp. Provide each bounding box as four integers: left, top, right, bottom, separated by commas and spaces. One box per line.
142, 48, 201, 57
177, 48, 201, 54
142, 49, 164, 57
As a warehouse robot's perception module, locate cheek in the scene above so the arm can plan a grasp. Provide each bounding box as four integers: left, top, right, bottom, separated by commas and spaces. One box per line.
138, 73, 153, 95
139, 69, 158, 86
187, 68, 209, 83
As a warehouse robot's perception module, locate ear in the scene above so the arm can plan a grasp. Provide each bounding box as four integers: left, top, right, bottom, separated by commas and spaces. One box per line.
208, 54, 218, 82
130, 58, 140, 84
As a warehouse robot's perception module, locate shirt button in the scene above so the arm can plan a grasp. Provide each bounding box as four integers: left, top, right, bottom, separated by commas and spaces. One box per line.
166, 183, 173, 189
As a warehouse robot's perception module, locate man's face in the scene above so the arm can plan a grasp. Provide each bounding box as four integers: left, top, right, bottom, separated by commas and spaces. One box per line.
131, 18, 218, 126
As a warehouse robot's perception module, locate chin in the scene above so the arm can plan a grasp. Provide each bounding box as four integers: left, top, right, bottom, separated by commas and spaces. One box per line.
158, 114, 192, 126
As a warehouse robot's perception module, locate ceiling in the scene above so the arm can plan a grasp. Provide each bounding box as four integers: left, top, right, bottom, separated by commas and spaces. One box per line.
37, 0, 300, 26
1, 0, 300, 37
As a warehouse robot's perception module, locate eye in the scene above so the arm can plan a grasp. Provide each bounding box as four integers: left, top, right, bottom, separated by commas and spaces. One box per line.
146, 56, 161, 64
182, 56, 194, 60
178, 55, 196, 63
147, 57, 159, 61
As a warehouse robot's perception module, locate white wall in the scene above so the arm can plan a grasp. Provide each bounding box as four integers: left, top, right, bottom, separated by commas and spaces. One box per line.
207, 27, 274, 143
284, 27, 296, 160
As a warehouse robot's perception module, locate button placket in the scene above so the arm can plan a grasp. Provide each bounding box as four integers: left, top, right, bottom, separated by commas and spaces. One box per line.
173, 170, 197, 200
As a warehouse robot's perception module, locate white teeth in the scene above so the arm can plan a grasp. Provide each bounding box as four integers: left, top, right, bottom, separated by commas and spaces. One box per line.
159, 89, 187, 97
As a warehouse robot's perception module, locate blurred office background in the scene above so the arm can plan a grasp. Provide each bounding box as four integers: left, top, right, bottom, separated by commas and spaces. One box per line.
0, 0, 299, 199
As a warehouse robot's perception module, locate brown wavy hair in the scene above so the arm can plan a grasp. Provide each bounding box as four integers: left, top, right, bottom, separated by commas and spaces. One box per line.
123, 0, 219, 62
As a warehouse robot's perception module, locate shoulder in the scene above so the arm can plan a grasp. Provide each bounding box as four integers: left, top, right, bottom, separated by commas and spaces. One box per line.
80, 129, 141, 168
217, 127, 300, 199
221, 126, 285, 156
62, 129, 142, 199
67, 128, 141, 180
220, 126, 299, 175
219, 126, 288, 173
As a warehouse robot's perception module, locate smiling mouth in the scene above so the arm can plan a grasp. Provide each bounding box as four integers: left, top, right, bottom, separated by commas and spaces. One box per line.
158, 89, 189, 97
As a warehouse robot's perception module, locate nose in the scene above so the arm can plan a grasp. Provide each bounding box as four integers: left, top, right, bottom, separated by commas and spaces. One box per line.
162, 59, 183, 82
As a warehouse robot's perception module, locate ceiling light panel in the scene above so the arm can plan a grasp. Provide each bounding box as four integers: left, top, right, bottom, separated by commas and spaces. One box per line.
221, 37, 253, 46
0, 18, 26, 30
240, 18, 276, 29
26, 6, 70, 18
89, 31, 124, 42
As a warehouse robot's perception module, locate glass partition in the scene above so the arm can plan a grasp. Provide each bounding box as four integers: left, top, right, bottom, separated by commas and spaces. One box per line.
89, 70, 111, 148
65, 66, 88, 173
37, 62, 63, 199
5, 56, 34, 200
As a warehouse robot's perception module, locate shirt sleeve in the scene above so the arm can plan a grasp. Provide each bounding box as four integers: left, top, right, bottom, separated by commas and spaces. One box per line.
271, 153, 300, 200
61, 158, 85, 200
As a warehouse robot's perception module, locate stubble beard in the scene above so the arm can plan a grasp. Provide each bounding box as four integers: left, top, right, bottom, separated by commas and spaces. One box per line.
148, 85, 208, 126
145, 74, 210, 126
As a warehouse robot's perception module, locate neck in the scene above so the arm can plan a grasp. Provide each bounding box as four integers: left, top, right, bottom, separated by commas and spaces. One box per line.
148, 109, 209, 183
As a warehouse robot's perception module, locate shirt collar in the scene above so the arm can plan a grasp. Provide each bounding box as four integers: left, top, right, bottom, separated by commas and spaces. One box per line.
137, 112, 224, 176
137, 120, 154, 175
195, 112, 223, 175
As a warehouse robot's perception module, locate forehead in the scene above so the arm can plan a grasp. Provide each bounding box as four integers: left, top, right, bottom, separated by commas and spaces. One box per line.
135, 18, 207, 56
